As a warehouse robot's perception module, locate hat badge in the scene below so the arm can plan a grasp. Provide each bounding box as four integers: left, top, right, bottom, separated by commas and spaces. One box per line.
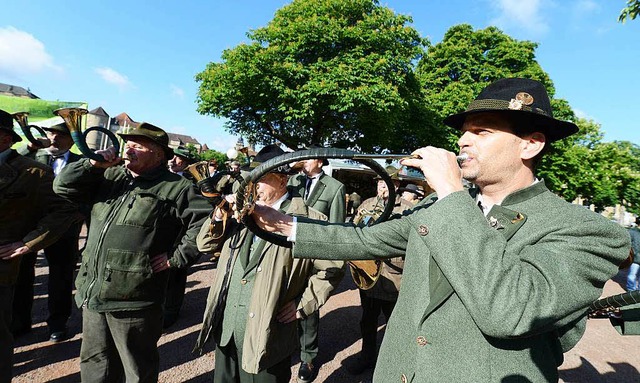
508, 92, 534, 111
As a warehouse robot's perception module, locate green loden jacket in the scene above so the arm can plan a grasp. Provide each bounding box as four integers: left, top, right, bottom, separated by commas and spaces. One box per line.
0, 150, 80, 285
294, 181, 630, 382
53, 159, 210, 312
194, 196, 344, 374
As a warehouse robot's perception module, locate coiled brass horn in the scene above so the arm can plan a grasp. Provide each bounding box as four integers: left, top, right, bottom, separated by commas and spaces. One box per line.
11, 111, 49, 148
54, 107, 121, 162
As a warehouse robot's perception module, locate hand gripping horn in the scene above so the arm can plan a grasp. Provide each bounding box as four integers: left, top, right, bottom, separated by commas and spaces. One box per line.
54, 107, 121, 162
234, 148, 397, 248
12, 112, 49, 148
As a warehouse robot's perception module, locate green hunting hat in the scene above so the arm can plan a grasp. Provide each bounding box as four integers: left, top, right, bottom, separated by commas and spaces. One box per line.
173, 146, 198, 163
117, 122, 174, 158
242, 144, 296, 175
43, 122, 70, 134
0, 109, 23, 143
443, 78, 579, 142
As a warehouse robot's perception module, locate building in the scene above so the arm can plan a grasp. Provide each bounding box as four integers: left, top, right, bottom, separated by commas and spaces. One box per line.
0, 83, 39, 99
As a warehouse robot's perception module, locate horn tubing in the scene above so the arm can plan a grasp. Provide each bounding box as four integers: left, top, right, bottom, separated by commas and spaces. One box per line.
11, 112, 48, 148
23, 124, 48, 148
589, 290, 640, 312
82, 126, 121, 162
235, 148, 397, 248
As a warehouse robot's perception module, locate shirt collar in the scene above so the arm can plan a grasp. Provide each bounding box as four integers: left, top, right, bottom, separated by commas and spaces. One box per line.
476, 178, 540, 216
271, 192, 289, 210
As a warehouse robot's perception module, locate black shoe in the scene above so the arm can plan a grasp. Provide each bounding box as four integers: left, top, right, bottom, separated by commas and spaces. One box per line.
297, 361, 316, 383
347, 357, 376, 375
49, 329, 68, 343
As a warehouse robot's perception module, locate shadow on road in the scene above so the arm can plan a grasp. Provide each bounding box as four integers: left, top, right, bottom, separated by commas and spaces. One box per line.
560, 356, 640, 383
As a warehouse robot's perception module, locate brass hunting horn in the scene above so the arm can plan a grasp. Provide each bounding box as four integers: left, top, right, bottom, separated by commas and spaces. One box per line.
11, 112, 49, 148
54, 107, 121, 162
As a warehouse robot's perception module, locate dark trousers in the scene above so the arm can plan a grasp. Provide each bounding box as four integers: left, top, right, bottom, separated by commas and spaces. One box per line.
80, 305, 163, 383
12, 226, 79, 332
214, 340, 291, 383
0, 285, 15, 383
164, 267, 188, 321
298, 311, 319, 363
359, 290, 396, 359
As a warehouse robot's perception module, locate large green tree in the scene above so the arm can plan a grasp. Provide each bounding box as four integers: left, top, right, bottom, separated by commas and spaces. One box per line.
196, 0, 444, 152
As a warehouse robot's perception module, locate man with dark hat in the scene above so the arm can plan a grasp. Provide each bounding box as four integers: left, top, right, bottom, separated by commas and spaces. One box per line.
193, 144, 344, 383
168, 145, 197, 176
288, 149, 346, 382
0, 109, 79, 382
164, 145, 200, 328
399, 183, 423, 205
348, 166, 412, 375
249, 78, 630, 381
13, 121, 84, 342
54, 122, 210, 382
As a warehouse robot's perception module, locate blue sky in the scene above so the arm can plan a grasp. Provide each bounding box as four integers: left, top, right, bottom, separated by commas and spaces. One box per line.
2, 0, 639, 151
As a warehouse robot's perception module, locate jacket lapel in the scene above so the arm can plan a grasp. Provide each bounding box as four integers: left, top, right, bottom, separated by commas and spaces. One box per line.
243, 198, 292, 274
422, 201, 527, 321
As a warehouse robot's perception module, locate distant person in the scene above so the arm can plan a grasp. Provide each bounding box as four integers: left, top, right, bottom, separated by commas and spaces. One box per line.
13, 122, 84, 342
288, 153, 346, 382
349, 169, 412, 375
627, 217, 640, 291
165, 146, 200, 328
399, 183, 423, 205
0, 109, 79, 381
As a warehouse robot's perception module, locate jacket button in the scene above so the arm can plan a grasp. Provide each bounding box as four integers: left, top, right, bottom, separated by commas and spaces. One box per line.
416, 335, 428, 346
241, 279, 247, 285
401, 373, 408, 383
257, 267, 262, 272
249, 312, 255, 318
417, 225, 429, 236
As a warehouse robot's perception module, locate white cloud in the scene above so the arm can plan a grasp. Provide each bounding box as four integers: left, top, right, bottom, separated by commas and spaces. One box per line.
94, 67, 133, 90
490, 0, 550, 36
0, 26, 62, 79
573, 108, 598, 121
170, 84, 185, 99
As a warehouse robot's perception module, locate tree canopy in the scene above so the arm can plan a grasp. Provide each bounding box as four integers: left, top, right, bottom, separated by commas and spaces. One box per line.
196, 0, 443, 152
417, 24, 640, 213
619, 0, 640, 22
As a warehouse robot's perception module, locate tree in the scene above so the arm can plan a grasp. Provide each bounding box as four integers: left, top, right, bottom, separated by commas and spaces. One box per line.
417, 24, 554, 148
619, 0, 640, 22
196, 0, 444, 152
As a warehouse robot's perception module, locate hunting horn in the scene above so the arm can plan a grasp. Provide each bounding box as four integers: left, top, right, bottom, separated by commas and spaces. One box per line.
54, 107, 121, 162
11, 112, 49, 148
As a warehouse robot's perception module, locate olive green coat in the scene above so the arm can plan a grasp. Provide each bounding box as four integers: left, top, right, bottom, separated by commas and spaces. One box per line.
0, 150, 79, 285
53, 159, 210, 311
194, 197, 344, 374
294, 181, 630, 382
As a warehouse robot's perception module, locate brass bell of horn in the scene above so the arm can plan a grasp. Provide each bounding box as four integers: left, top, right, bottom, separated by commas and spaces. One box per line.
11, 111, 49, 148
54, 107, 121, 162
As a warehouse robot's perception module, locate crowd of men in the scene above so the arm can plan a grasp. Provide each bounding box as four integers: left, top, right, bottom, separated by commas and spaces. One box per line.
0, 78, 633, 383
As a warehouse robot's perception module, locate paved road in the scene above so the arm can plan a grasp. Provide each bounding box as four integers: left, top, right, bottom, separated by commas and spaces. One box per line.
13, 255, 640, 383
